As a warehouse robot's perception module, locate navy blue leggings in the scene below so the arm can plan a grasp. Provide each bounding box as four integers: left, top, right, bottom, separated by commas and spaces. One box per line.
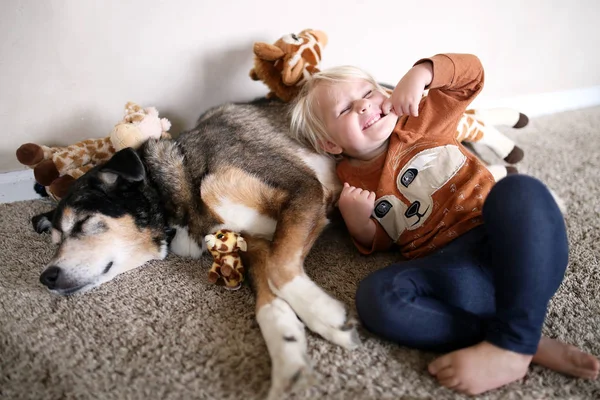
355, 174, 569, 355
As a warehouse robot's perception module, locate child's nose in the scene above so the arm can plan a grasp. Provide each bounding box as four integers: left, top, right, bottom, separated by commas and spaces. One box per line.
354, 99, 371, 114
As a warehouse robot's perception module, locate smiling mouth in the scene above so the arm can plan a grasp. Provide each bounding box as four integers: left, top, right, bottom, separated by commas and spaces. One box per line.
363, 113, 385, 130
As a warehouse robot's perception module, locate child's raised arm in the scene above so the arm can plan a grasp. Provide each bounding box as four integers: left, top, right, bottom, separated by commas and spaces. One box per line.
394, 54, 485, 137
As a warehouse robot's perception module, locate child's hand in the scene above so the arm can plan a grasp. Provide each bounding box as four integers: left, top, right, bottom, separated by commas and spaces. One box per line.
383, 61, 433, 117
338, 183, 376, 230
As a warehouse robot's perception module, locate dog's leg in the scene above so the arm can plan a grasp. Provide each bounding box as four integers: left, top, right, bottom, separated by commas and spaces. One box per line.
266, 181, 360, 350
244, 238, 315, 400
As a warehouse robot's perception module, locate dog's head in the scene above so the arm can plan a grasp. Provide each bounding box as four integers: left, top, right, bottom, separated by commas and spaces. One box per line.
34, 148, 169, 295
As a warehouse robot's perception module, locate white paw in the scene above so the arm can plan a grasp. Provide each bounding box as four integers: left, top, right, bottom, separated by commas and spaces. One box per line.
169, 225, 204, 258
257, 298, 315, 400
269, 276, 361, 350
266, 358, 314, 400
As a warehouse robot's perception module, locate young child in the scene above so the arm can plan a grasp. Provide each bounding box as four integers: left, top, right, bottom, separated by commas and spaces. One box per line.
290, 53, 599, 395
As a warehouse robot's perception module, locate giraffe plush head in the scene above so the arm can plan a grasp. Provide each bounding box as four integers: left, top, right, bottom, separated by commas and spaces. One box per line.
204, 229, 248, 290
110, 101, 172, 151
249, 29, 328, 102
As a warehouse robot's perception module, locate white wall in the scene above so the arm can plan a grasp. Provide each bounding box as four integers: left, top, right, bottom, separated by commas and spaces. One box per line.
1, 0, 599, 172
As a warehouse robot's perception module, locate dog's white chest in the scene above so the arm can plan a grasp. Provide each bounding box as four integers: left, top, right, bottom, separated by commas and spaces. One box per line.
212, 199, 277, 240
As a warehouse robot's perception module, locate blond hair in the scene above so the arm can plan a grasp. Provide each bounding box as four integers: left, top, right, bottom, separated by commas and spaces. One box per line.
290, 66, 389, 156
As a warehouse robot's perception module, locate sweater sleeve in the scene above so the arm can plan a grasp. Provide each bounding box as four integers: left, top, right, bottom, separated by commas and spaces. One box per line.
336, 161, 393, 254
351, 220, 394, 255
402, 53, 484, 139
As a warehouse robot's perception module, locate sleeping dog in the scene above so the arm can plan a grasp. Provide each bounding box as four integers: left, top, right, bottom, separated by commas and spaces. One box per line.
32, 98, 357, 399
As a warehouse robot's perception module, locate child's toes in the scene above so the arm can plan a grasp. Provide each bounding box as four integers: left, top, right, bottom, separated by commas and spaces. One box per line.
428, 355, 452, 375
436, 367, 459, 388
436, 367, 455, 380
439, 377, 460, 389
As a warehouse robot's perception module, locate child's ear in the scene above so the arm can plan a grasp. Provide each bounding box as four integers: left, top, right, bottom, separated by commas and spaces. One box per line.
317, 139, 343, 155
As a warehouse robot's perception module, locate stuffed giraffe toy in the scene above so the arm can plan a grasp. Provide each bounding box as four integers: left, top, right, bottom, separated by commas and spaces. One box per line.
16, 102, 172, 200
205, 229, 248, 291
249, 29, 527, 180
250, 29, 327, 102
456, 108, 528, 180
16, 139, 116, 201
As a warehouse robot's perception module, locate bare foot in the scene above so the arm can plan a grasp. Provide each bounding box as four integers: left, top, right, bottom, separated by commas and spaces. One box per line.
428, 341, 532, 395
532, 337, 599, 379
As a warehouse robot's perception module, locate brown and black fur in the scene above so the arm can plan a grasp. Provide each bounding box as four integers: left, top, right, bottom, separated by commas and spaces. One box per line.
33, 98, 353, 397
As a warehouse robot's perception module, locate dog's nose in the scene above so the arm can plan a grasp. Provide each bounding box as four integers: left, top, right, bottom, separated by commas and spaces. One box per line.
40, 266, 61, 289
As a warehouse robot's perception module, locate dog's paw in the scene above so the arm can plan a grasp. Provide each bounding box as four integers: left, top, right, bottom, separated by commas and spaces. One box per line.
266, 355, 315, 400
312, 312, 361, 351
269, 276, 361, 350
257, 298, 316, 400
31, 210, 54, 233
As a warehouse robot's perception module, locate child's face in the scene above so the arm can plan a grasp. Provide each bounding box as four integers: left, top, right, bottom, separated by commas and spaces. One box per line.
314, 79, 397, 161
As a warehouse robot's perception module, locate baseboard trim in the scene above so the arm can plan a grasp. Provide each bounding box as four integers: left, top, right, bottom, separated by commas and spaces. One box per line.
0, 169, 34, 184
473, 85, 600, 117
0, 169, 41, 203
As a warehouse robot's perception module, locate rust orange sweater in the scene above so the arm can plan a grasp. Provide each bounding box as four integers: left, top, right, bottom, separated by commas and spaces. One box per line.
336, 54, 495, 259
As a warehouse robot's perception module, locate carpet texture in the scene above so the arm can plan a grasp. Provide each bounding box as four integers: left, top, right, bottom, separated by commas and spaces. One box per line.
1, 107, 599, 400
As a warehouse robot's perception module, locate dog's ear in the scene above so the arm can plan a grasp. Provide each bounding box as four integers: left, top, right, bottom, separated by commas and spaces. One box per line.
98, 148, 145, 186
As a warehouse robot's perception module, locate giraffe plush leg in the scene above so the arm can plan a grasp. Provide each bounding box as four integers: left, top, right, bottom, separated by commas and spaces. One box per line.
486, 164, 519, 182
476, 123, 524, 164
222, 264, 243, 290
468, 108, 529, 129
461, 109, 528, 164
16, 144, 59, 168
44, 164, 96, 200
207, 261, 224, 285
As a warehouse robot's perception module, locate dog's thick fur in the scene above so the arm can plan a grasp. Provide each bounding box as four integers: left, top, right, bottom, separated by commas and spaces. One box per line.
33, 98, 358, 399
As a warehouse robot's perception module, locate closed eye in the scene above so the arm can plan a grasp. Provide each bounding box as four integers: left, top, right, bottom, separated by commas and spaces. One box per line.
337, 90, 373, 117
71, 216, 91, 236
70, 216, 108, 237
338, 106, 350, 116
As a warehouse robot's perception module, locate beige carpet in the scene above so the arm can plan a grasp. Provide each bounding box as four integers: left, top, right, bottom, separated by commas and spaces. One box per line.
1, 107, 599, 400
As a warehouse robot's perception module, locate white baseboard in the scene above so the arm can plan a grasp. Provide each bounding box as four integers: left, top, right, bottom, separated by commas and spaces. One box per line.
472, 85, 600, 117
0, 169, 42, 203
1, 86, 599, 203
0, 169, 34, 184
